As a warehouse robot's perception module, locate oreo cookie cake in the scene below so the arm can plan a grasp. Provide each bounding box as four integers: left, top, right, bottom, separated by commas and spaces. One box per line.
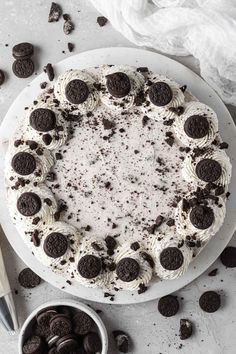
5, 65, 232, 292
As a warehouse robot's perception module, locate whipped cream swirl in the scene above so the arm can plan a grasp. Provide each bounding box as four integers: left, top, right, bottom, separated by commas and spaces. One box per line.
148, 234, 193, 280
113, 243, 153, 291
100, 65, 145, 111
73, 237, 112, 289
36, 221, 81, 272
182, 149, 231, 188
8, 184, 57, 232
173, 101, 218, 148
143, 73, 185, 121
54, 69, 99, 115
175, 196, 226, 243
25, 90, 69, 150
5, 141, 54, 187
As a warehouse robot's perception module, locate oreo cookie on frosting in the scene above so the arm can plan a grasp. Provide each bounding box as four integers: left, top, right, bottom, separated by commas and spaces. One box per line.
116, 257, 140, 282
106, 72, 131, 98
148, 82, 173, 107
78, 255, 102, 279
44, 232, 68, 258
17, 192, 42, 216
160, 247, 184, 271
65, 79, 89, 104
11, 151, 36, 175
30, 108, 56, 132
189, 205, 214, 230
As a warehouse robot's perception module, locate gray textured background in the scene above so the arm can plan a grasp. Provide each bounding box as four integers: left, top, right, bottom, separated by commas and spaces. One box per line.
0, 1, 235, 353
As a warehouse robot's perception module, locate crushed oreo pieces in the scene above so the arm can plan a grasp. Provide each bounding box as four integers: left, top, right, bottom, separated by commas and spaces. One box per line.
113, 330, 130, 353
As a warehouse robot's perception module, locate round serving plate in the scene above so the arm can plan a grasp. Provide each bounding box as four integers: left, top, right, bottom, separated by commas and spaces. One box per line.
0, 47, 236, 304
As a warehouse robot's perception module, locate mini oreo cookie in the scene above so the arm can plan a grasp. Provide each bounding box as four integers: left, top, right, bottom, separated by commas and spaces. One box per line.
50, 314, 72, 337
17, 192, 42, 216
11, 152, 36, 175
44, 232, 68, 258
158, 295, 179, 317
12, 58, 34, 78
196, 158, 222, 183
220, 247, 236, 268
78, 255, 102, 279
83, 332, 102, 354
160, 247, 184, 271
148, 82, 173, 107
199, 291, 221, 313
184, 115, 209, 139
189, 205, 214, 230
30, 108, 56, 132
22, 335, 44, 354
12, 42, 34, 59
18, 268, 41, 289
106, 72, 131, 98
36, 308, 57, 327
73, 311, 94, 335
116, 257, 140, 282
65, 79, 89, 104
56, 334, 78, 354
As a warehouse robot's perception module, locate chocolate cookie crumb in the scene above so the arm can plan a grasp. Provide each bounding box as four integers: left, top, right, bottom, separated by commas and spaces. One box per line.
97, 16, 108, 27
40, 81, 47, 89
113, 330, 130, 353
63, 20, 74, 35
219, 142, 229, 149
179, 319, 193, 340
18, 268, 41, 288
44, 63, 54, 81
138, 283, 148, 294
130, 242, 140, 251
208, 268, 218, 276
67, 42, 74, 52
180, 85, 187, 93
220, 247, 236, 268
0, 69, 5, 85
48, 2, 62, 22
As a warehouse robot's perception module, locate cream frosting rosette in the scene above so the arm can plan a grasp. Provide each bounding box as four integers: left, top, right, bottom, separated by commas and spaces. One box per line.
175, 196, 226, 243
143, 73, 185, 121
148, 234, 193, 280
8, 184, 57, 232
25, 90, 69, 150
54, 69, 99, 115
36, 221, 80, 272
113, 242, 153, 291
5, 141, 54, 187
73, 237, 112, 289
100, 65, 145, 111
173, 101, 218, 148
182, 148, 231, 188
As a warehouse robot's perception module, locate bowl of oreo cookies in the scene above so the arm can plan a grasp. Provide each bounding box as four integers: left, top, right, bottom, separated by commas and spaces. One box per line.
19, 299, 108, 354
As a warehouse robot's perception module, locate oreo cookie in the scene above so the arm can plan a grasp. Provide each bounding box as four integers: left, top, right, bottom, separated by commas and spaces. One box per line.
83, 332, 102, 354
160, 247, 184, 270
12, 42, 34, 59
65, 79, 89, 104
189, 205, 214, 230
73, 311, 94, 335
30, 108, 56, 132
18, 268, 41, 289
106, 72, 131, 98
184, 115, 209, 139
179, 319, 193, 340
56, 334, 78, 354
44, 232, 68, 258
116, 257, 140, 282
50, 314, 72, 337
199, 291, 221, 313
158, 295, 179, 317
22, 335, 45, 354
220, 247, 236, 268
36, 308, 57, 327
196, 158, 222, 183
148, 82, 173, 107
77, 255, 102, 279
11, 152, 36, 175
17, 192, 42, 216
12, 58, 34, 78
0, 69, 5, 85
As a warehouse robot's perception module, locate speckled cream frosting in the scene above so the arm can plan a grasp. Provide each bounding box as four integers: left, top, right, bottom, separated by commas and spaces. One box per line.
5, 65, 231, 293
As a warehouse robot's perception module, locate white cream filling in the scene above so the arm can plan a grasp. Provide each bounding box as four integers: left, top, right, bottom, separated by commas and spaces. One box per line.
173, 101, 218, 148
148, 234, 193, 280
175, 196, 226, 243
5, 141, 54, 187
182, 149, 232, 188
113, 243, 153, 291
8, 184, 57, 232
100, 65, 145, 111
54, 69, 100, 115
143, 73, 185, 121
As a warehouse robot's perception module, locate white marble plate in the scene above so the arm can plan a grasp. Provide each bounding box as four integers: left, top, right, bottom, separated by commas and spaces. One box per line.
0, 47, 236, 304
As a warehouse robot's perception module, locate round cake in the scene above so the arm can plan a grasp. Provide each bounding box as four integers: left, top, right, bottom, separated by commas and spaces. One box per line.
5, 65, 232, 293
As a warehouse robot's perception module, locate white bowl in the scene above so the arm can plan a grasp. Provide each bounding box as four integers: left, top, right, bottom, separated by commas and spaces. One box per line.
18, 299, 108, 354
